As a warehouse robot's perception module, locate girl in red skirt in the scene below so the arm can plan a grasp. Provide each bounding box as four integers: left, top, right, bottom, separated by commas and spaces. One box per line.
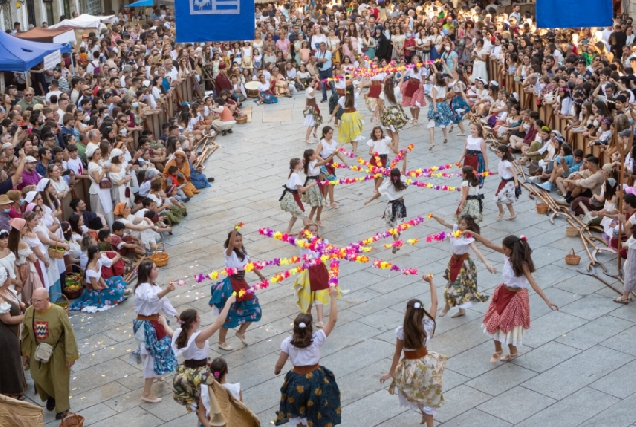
470, 234, 559, 362
293, 224, 341, 327
367, 126, 398, 193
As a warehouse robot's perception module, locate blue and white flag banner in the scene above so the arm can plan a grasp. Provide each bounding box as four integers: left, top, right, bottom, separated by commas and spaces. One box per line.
536, 0, 613, 29
176, 0, 255, 43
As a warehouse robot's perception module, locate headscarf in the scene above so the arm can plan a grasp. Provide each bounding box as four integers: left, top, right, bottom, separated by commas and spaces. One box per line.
26, 203, 36, 212
25, 191, 38, 203
9, 217, 26, 231
113, 202, 128, 216
35, 178, 50, 193
109, 148, 123, 160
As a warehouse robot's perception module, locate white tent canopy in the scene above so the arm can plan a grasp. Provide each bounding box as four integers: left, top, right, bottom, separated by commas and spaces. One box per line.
50, 14, 117, 29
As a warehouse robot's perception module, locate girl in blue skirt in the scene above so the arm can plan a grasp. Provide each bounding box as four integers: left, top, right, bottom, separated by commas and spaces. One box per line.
209, 225, 266, 351
427, 73, 454, 149
274, 287, 341, 427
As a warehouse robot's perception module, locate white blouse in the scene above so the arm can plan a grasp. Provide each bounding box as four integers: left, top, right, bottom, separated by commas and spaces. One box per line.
502, 256, 528, 289
171, 329, 209, 360
286, 172, 303, 190
378, 176, 408, 201
225, 250, 249, 270
498, 160, 514, 179
367, 136, 393, 155
280, 329, 327, 366
299, 238, 328, 259
450, 224, 474, 255
134, 281, 177, 317
307, 160, 321, 176
320, 138, 338, 157
465, 136, 484, 152
395, 317, 435, 350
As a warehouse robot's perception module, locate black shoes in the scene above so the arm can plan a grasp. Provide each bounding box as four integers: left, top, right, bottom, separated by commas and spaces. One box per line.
56, 412, 68, 420
46, 397, 55, 411
207, 177, 215, 183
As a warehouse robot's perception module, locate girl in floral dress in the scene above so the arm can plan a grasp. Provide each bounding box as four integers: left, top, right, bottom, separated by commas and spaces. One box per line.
494, 145, 519, 221
381, 275, 447, 427
302, 150, 334, 227
209, 226, 266, 351
471, 234, 559, 362
70, 246, 130, 311
430, 214, 495, 318
280, 158, 318, 234
376, 77, 409, 149
427, 72, 454, 149
456, 166, 484, 222
274, 287, 341, 427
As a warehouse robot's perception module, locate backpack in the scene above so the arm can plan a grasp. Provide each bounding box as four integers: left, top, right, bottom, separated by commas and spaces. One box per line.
91, 60, 101, 76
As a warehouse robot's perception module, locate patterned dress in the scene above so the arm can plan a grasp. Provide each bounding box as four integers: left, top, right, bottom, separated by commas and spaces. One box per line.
494, 160, 517, 205
69, 259, 128, 311
455, 181, 484, 222
275, 330, 342, 426
280, 173, 308, 219
302, 161, 324, 208
427, 86, 453, 128
388, 319, 448, 416
379, 176, 408, 228
337, 94, 364, 144
172, 330, 214, 415
443, 226, 489, 308
379, 89, 408, 132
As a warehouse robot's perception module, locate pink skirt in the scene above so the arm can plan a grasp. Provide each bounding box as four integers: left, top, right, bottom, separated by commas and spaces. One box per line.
401, 81, 425, 108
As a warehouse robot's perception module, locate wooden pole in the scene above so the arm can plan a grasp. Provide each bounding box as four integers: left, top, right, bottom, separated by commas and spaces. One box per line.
616, 130, 631, 275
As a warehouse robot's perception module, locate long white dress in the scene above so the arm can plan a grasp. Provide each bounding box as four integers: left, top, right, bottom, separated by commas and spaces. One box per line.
470, 47, 489, 83
109, 166, 131, 206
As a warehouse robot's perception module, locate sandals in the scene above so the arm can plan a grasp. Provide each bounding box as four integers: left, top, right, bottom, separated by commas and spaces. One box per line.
316, 321, 324, 328
236, 332, 249, 346
141, 395, 162, 403
490, 350, 503, 363
450, 309, 465, 318
443, 138, 448, 144
439, 305, 450, 317
429, 144, 435, 151
496, 212, 505, 221
505, 214, 517, 221
330, 203, 339, 209
501, 353, 519, 362
613, 296, 630, 304
218, 342, 233, 351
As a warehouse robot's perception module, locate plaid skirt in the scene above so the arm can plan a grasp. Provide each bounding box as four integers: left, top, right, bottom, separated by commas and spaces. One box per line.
275, 366, 342, 427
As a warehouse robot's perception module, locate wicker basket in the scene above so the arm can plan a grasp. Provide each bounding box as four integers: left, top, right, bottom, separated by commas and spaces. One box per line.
51, 293, 70, 314
566, 226, 579, 237
58, 412, 85, 427
536, 203, 549, 214
63, 273, 84, 300
236, 115, 248, 124
565, 249, 581, 266
48, 245, 66, 259
149, 243, 170, 268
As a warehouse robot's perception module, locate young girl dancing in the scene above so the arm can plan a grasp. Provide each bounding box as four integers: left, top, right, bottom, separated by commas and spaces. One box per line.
209, 226, 266, 351
274, 287, 341, 427
280, 158, 318, 233
367, 126, 398, 193
365, 154, 408, 253
471, 234, 558, 362
316, 126, 348, 209
456, 166, 484, 222
171, 301, 235, 426
431, 214, 495, 318
458, 123, 488, 188
401, 56, 426, 125
375, 76, 408, 148
293, 223, 341, 327
330, 84, 364, 155
302, 150, 333, 226
380, 275, 447, 427
211, 357, 242, 401
427, 72, 453, 149
303, 79, 323, 144
494, 145, 519, 221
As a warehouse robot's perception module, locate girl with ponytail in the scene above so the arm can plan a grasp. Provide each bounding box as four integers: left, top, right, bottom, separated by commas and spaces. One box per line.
470, 233, 558, 363
494, 145, 519, 221
316, 125, 349, 209
380, 275, 448, 427
171, 297, 235, 426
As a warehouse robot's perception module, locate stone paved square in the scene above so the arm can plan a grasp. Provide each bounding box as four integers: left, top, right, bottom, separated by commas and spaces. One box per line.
23, 95, 636, 426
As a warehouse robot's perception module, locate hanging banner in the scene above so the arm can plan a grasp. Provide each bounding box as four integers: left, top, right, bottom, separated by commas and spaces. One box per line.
175, 0, 255, 43
536, 0, 612, 29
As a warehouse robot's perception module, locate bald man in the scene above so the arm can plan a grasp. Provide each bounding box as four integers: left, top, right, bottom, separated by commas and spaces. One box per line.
21, 288, 78, 419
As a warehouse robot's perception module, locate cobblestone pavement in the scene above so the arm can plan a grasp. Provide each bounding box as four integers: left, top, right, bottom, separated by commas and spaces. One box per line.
26, 95, 636, 427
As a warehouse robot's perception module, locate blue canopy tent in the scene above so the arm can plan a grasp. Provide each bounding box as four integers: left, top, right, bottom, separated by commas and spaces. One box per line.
128, 0, 154, 6
0, 31, 72, 72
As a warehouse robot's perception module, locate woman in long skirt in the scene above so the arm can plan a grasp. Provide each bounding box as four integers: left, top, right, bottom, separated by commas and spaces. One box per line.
431, 214, 495, 318
457, 123, 489, 188
427, 73, 453, 149
471, 234, 558, 362
274, 288, 341, 427
380, 275, 447, 427
493, 145, 519, 221
0, 266, 26, 400
365, 154, 408, 253
376, 76, 409, 148
171, 301, 234, 426
209, 226, 266, 351
330, 84, 364, 155
615, 227, 636, 304
9, 218, 43, 305
133, 260, 178, 403
293, 224, 341, 327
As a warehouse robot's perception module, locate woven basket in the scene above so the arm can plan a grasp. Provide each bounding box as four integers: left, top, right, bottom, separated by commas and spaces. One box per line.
566, 226, 579, 238
48, 245, 66, 259
236, 115, 248, 124
58, 412, 85, 427
149, 244, 170, 267
536, 203, 549, 214
51, 293, 70, 315
565, 249, 581, 266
